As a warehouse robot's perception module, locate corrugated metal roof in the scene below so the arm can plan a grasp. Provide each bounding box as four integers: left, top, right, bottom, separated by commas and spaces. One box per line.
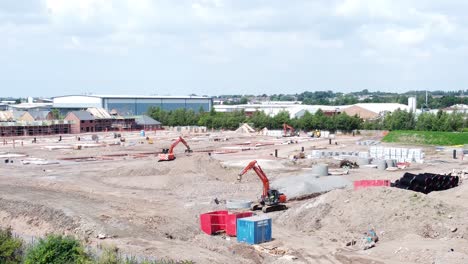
70, 111, 95, 120
353, 103, 409, 114
53, 94, 210, 99
9, 103, 52, 109
135, 115, 161, 125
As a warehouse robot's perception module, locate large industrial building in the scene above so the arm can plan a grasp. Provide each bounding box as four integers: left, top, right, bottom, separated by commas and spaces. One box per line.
53, 95, 213, 116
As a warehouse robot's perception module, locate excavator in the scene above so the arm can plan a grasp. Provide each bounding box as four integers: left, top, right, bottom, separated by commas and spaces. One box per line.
307, 129, 321, 138
158, 136, 192, 162
237, 160, 287, 213
283, 123, 298, 137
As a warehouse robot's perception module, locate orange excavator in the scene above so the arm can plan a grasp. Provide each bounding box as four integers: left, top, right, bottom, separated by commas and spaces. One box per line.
158, 136, 192, 162
237, 160, 287, 213
283, 123, 297, 137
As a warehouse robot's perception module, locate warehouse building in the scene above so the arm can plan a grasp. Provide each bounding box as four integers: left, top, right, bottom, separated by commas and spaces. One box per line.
53, 95, 212, 116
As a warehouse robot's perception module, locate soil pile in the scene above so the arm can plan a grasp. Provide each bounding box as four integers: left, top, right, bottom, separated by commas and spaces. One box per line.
277, 187, 467, 242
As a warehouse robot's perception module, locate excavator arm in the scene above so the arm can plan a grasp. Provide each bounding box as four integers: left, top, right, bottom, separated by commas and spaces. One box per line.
237, 160, 287, 212
168, 136, 192, 155
238, 160, 270, 198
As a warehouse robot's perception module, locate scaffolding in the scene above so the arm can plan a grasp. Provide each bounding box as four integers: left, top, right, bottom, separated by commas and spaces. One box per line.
0, 120, 71, 137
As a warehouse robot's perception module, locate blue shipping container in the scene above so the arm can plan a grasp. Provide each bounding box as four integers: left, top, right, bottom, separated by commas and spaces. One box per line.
237, 215, 272, 245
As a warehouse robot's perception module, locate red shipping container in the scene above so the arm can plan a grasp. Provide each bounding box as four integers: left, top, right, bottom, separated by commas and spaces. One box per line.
226, 212, 253, 236
354, 180, 390, 190
200, 211, 228, 235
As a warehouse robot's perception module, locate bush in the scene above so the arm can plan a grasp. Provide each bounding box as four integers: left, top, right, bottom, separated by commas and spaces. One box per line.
24, 235, 90, 264
94, 245, 193, 264
0, 227, 23, 264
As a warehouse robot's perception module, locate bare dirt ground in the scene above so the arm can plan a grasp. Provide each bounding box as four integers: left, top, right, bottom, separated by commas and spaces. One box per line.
1, 130, 467, 263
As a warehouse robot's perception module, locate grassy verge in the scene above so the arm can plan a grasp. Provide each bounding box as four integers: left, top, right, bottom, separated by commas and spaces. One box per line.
382, 131, 468, 146
0, 228, 193, 264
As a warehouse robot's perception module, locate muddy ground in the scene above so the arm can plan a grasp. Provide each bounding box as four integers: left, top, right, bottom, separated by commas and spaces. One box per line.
1, 130, 467, 263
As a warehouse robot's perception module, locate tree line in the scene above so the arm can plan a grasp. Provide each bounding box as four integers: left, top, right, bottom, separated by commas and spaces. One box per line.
148, 107, 466, 132
215, 90, 468, 109
363, 109, 467, 132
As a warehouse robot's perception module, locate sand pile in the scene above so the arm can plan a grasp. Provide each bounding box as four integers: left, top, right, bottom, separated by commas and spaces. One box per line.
104, 153, 230, 179
277, 187, 467, 242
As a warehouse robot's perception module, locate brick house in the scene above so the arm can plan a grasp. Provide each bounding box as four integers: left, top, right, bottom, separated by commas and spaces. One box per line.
65, 111, 96, 134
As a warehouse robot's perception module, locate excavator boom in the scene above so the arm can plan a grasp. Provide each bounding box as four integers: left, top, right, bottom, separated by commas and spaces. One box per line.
238, 160, 269, 197
238, 160, 287, 213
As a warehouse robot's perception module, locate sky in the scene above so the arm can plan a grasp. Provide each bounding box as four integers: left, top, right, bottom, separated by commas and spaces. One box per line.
1, 0, 468, 97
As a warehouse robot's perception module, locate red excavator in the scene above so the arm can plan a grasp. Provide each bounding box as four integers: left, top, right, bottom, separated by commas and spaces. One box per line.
283, 123, 297, 137
237, 160, 287, 213
158, 136, 192, 162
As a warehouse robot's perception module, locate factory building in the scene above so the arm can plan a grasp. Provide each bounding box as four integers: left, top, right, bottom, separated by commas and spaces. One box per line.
53, 95, 212, 116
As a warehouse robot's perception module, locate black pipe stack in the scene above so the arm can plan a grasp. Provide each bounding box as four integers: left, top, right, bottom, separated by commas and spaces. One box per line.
392, 172, 459, 194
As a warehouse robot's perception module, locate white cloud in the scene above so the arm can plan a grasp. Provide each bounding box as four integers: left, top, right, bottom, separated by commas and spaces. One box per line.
335, 0, 402, 20
1, 0, 468, 96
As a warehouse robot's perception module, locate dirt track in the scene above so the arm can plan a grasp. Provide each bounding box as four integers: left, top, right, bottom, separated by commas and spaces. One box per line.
1, 131, 467, 263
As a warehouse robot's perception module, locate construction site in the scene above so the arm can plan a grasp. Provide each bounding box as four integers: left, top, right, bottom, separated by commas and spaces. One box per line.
1, 126, 467, 264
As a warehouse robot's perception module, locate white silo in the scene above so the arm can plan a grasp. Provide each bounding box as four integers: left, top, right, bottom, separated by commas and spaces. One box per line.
408, 97, 417, 112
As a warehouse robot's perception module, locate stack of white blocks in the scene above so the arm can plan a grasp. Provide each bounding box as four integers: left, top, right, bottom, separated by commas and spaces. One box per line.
369, 146, 424, 163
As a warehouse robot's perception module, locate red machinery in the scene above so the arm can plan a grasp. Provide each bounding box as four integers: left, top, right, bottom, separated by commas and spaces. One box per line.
158, 136, 192, 161
237, 160, 287, 213
283, 123, 297, 137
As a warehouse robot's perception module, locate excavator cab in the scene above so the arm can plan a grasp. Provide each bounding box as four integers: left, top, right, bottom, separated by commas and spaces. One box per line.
257, 189, 287, 213
264, 189, 281, 205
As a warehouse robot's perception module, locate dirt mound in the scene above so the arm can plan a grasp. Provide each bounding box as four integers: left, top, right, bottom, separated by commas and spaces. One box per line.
277, 187, 467, 242
104, 153, 230, 179
0, 198, 80, 236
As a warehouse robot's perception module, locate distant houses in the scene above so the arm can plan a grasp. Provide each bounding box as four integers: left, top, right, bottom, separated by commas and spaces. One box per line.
0, 107, 162, 137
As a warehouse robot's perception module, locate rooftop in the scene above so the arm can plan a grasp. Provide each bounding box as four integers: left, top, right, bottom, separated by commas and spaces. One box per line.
134, 115, 161, 126
69, 111, 95, 121
53, 94, 211, 99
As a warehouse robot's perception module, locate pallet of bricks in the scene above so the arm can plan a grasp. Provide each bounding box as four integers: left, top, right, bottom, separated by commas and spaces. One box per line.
369, 146, 424, 163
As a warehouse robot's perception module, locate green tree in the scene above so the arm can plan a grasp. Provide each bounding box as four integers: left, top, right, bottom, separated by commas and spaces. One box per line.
50, 109, 62, 120
272, 111, 291, 129
0, 227, 23, 264
249, 111, 270, 129
24, 235, 90, 264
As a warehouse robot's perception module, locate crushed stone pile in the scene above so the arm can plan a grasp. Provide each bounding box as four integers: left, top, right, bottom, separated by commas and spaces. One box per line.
272, 174, 352, 199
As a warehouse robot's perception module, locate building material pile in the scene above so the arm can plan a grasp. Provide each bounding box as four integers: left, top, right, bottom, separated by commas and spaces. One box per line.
309, 150, 370, 159
370, 146, 424, 163
393, 172, 459, 194
235, 123, 255, 134
356, 140, 380, 145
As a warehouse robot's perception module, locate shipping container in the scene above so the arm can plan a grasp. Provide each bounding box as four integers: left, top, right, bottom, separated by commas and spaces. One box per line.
237, 215, 272, 245
226, 212, 253, 236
